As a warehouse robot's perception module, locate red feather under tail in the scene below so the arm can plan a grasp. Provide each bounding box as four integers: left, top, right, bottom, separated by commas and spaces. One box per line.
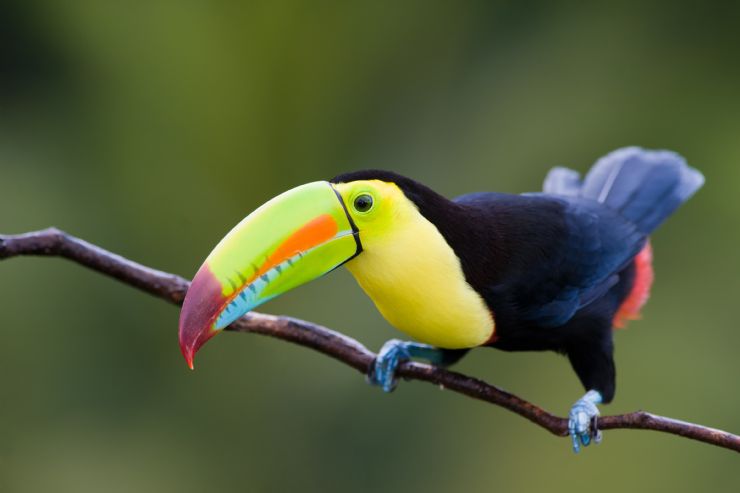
613, 242, 654, 329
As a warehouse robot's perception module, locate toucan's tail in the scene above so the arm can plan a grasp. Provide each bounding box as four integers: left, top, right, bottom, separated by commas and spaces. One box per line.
544, 147, 704, 234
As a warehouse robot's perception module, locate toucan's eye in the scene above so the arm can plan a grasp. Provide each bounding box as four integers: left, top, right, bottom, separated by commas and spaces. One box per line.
353, 193, 374, 213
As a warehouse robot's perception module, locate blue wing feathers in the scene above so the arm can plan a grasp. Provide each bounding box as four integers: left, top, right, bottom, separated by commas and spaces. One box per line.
544, 147, 704, 235
579, 147, 704, 234
519, 147, 702, 327
543, 167, 582, 197
528, 197, 644, 326
453, 148, 702, 329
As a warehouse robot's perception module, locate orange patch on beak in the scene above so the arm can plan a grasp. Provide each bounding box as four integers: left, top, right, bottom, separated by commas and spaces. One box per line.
248, 213, 339, 283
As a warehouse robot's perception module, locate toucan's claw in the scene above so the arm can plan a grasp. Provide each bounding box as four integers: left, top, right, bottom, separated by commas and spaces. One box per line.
568, 390, 603, 453
367, 339, 449, 393
367, 339, 411, 392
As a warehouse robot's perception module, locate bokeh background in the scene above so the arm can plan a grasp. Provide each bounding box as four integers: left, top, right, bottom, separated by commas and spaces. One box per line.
2, 1, 739, 492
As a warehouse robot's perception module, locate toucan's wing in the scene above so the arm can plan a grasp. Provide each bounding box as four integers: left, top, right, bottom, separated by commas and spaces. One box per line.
519, 195, 645, 326
454, 192, 645, 328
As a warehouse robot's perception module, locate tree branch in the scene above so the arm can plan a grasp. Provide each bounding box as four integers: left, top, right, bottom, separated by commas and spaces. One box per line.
1, 227, 738, 453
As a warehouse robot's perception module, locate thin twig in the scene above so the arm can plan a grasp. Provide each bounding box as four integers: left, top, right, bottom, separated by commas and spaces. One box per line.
1, 227, 738, 453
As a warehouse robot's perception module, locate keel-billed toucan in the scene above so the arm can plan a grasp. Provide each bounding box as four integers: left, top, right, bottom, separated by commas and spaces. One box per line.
179, 147, 703, 452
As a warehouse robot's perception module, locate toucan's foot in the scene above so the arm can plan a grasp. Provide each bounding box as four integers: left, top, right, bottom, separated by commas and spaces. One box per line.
568, 390, 603, 453
367, 339, 446, 393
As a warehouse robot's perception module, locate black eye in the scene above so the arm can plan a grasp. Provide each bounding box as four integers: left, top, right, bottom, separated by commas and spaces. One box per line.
353, 194, 374, 213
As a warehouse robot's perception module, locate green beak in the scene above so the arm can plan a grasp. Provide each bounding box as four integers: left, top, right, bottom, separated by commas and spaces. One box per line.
178, 181, 361, 368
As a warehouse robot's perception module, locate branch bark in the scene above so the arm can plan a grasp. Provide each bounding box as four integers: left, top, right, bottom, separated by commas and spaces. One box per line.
1, 227, 738, 453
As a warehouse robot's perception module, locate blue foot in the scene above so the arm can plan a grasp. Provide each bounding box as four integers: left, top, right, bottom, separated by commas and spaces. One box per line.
368, 339, 445, 393
568, 390, 603, 453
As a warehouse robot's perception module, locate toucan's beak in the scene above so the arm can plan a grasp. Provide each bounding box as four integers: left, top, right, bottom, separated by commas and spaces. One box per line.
178, 181, 361, 369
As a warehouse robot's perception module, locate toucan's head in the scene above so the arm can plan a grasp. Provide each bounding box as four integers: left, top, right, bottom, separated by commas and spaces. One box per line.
178, 171, 448, 368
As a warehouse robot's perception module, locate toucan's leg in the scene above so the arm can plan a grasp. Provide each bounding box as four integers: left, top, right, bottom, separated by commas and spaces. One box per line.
566, 327, 615, 453
368, 339, 469, 392
568, 390, 603, 453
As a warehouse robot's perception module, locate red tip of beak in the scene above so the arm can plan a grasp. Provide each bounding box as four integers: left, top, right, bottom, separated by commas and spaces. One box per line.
182, 345, 196, 370
179, 263, 227, 369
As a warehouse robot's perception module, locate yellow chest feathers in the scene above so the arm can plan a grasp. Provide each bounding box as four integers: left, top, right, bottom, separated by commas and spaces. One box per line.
345, 206, 495, 349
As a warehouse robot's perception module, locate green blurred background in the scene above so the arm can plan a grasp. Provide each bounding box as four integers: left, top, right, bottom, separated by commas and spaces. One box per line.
2, 1, 739, 491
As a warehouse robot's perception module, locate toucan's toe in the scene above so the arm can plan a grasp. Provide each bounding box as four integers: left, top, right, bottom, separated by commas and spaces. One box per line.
568, 390, 603, 453
367, 339, 413, 393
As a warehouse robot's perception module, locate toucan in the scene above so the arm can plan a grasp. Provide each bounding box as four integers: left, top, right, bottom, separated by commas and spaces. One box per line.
178, 147, 703, 452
